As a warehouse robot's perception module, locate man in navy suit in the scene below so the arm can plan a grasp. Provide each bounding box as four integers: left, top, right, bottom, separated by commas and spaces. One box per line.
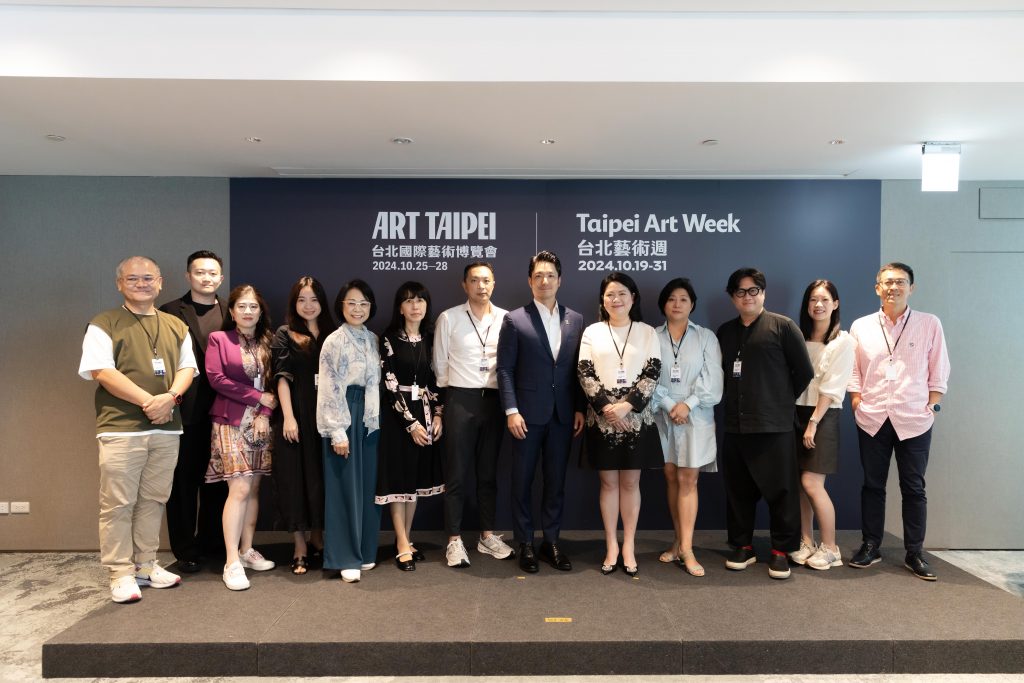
497, 251, 585, 573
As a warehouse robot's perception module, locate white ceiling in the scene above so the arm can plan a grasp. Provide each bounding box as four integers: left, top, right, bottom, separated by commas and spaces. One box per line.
2, 1, 1024, 179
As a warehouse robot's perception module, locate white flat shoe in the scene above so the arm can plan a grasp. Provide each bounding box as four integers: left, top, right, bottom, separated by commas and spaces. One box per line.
340, 569, 361, 583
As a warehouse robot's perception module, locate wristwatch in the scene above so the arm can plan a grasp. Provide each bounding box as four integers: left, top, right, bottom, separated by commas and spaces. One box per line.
168, 390, 183, 405
928, 403, 941, 413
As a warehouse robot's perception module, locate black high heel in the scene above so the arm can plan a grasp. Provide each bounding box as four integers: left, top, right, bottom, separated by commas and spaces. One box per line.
623, 564, 639, 578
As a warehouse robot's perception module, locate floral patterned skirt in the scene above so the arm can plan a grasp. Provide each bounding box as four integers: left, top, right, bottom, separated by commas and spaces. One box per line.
206, 408, 273, 482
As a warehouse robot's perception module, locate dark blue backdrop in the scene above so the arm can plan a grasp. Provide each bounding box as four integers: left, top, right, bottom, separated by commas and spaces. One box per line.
231, 178, 881, 533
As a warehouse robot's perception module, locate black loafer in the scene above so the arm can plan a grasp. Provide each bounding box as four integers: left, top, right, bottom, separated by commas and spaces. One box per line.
849, 542, 882, 568
175, 559, 202, 574
539, 542, 573, 571
518, 543, 539, 573
904, 552, 937, 581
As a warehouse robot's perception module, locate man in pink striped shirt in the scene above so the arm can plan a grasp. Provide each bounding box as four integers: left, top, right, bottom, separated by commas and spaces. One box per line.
847, 262, 950, 580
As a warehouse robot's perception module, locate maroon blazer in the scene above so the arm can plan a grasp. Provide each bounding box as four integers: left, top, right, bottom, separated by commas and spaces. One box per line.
206, 330, 273, 426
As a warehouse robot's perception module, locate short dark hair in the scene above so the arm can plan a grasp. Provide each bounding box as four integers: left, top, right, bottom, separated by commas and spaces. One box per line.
598, 272, 644, 322
799, 279, 842, 344
286, 276, 337, 345
335, 279, 377, 323
657, 277, 698, 315
726, 267, 767, 295
186, 250, 223, 270
877, 262, 914, 285
528, 251, 561, 277
463, 261, 495, 281
385, 281, 435, 339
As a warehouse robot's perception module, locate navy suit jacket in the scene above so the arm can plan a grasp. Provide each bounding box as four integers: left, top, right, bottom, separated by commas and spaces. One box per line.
497, 302, 585, 426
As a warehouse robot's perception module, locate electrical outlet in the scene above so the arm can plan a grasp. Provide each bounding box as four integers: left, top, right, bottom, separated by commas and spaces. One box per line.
10, 502, 29, 514
0, 502, 9, 514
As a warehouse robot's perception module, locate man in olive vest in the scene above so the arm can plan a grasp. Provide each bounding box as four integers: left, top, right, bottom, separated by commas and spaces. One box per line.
79, 256, 198, 603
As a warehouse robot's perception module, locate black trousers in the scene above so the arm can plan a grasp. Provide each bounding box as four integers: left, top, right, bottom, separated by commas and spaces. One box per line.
166, 421, 227, 562
510, 417, 573, 545
442, 388, 503, 537
857, 419, 932, 553
721, 430, 801, 552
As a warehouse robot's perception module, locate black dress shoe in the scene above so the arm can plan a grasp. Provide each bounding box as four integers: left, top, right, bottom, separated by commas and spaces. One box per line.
849, 542, 882, 568
395, 542, 425, 563
518, 543, 539, 573
395, 552, 416, 572
175, 559, 202, 573
539, 542, 572, 571
904, 552, 937, 581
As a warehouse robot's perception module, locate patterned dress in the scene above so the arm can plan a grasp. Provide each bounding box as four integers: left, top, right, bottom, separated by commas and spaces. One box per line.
577, 321, 664, 470
375, 332, 445, 503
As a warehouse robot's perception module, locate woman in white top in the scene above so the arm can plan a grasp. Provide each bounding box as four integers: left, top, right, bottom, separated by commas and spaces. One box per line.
791, 279, 856, 571
578, 273, 662, 577
652, 278, 723, 577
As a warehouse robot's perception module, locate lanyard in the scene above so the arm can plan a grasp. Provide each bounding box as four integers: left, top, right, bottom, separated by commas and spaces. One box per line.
878, 309, 911, 358
239, 332, 264, 376
666, 323, 689, 366
123, 306, 161, 358
466, 310, 493, 357
404, 328, 426, 385
607, 321, 633, 368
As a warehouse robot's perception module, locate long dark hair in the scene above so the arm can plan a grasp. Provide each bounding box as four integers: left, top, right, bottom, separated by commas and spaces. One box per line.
598, 272, 643, 322
799, 279, 842, 344
223, 284, 273, 383
384, 281, 435, 340
286, 276, 336, 349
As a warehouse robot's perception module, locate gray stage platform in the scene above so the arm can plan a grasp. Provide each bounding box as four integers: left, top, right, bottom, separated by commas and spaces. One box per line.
42, 531, 1024, 678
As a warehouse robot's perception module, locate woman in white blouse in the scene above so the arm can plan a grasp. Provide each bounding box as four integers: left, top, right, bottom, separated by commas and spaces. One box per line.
790, 279, 856, 571
578, 272, 663, 577
316, 280, 382, 583
652, 278, 723, 577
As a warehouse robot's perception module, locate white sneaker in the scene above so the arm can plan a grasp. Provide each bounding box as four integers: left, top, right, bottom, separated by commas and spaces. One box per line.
340, 569, 361, 583
477, 534, 514, 560
789, 539, 816, 566
807, 544, 843, 570
222, 561, 250, 591
135, 561, 181, 589
110, 575, 142, 603
239, 547, 275, 571
446, 538, 471, 568
361, 562, 376, 571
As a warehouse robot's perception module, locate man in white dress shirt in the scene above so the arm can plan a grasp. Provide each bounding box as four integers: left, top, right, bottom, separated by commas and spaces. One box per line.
434, 262, 516, 567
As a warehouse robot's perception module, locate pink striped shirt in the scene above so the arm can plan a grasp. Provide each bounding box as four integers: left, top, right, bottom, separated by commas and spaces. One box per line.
848, 307, 950, 440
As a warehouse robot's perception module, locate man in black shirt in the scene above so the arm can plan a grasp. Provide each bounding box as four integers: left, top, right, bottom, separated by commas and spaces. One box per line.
160, 250, 229, 572
716, 268, 813, 580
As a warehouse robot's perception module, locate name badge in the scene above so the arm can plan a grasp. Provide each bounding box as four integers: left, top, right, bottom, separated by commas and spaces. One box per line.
152, 357, 166, 376
254, 376, 264, 391
732, 360, 742, 378
411, 384, 420, 401
616, 367, 628, 385
885, 363, 898, 381
670, 365, 682, 383
479, 358, 489, 372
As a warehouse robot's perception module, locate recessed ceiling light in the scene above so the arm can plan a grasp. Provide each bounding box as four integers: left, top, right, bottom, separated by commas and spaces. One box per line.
700, 139, 719, 146
392, 137, 414, 145
45, 134, 66, 142
245, 136, 262, 143
829, 139, 845, 145
540, 139, 556, 145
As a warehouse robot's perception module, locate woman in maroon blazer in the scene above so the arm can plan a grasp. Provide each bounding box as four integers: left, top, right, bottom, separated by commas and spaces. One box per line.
205, 284, 278, 591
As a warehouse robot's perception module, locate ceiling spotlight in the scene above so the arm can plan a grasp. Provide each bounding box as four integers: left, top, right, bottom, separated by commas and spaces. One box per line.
701, 139, 719, 146
392, 137, 414, 145
921, 142, 961, 192
540, 139, 556, 145
245, 136, 262, 143
45, 134, 66, 142
829, 139, 845, 145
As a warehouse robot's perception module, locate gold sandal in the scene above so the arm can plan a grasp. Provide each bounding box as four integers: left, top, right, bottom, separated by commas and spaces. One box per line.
677, 550, 705, 577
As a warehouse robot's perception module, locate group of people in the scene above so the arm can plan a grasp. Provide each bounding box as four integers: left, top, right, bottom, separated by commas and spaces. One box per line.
80, 250, 949, 603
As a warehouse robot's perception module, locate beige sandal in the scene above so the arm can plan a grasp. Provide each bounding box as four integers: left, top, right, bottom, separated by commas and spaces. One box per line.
677, 549, 705, 577
658, 545, 680, 563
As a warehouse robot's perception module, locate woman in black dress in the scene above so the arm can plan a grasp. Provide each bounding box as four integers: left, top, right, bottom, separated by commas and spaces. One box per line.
376, 281, 445, 571
271, 276, 336, 574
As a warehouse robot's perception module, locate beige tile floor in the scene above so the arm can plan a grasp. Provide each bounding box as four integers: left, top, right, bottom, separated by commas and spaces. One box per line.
1, 549, 1021, 683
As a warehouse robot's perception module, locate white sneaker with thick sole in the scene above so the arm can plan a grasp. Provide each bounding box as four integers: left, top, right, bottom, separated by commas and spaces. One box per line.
222, 561, 250, 591
340, 569, 361, 583
789, 539, 816, 566
477, 534, 514, 559
135, 561, 181, 589
446, 538, 471, 567
239, 547, 275, 571
110, 575, 142, 603
360, 563, 376, 571
807, 545, 843, 570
